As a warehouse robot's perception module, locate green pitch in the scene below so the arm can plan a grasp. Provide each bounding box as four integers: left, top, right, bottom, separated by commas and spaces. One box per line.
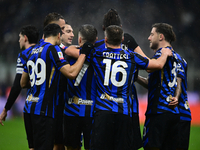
0, 117, 200, 150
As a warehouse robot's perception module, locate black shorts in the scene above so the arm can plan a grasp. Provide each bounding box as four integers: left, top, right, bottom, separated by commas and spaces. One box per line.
90, 111, 134, 150
143, 113, 180, 150
24, 113, 55, 150
54, 103, 64, 144
63, 115, 93, 149
176, 120, 191, 150
23, 113, 34, 148
132, 113, 143, 150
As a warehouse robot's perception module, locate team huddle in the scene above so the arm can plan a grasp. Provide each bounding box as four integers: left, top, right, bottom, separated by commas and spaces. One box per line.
0, 9, 191, 150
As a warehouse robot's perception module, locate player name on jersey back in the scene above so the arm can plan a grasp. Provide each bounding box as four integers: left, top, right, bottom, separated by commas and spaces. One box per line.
103, 52, 129, 59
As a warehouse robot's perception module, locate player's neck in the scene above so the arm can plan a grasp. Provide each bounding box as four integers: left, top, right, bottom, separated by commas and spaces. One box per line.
25, 43, 35, 50
105, 43, 121, 49
44, 36, 58, 45
157, 41, 172, 51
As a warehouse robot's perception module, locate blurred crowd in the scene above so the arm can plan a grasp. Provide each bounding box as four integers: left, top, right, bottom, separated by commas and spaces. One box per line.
0, 0, 199, 96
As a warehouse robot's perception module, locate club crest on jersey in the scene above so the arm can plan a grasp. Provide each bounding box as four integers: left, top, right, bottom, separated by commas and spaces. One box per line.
100, 93, 124, 103
17, 58, 21, 63
58, 52, 64, 60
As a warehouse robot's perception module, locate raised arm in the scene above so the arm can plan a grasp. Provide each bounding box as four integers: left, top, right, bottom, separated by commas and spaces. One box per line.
146, 47, 172, 70
60, 42, 93, 79
60, 54, 86, 79
134, 46, 149, 59
65, 45, 80, 58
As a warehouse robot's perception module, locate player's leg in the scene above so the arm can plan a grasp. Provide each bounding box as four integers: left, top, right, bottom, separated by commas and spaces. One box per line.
82, 117, 93, 150
23, 113, 34, 150
54, 104, 65, 150
176, 120, 191, 150
63, 115, 82, 150
32, 115, 55, 150
161, 113, 180, 150
143, 114, 172, 150
132, 113, 143, 150
114, 113, 134, 150
90, 111, 115, 150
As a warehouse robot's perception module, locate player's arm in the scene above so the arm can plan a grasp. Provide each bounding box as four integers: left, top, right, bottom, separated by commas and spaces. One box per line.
134, 46, 149, 59
0, 108, 7, 126
60, 54, 86, 79
65, 45, 80, 58
20, 72, 31, 88
136, 75, 148, 89
169, 77, 182, 109
146, 47, 172, 70
60, 42, 93, 79
0, 72, 24, 126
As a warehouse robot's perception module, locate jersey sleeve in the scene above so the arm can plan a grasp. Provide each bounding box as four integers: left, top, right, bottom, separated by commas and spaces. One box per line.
177, 62, 185, 79
16, 53, 25, 74
48, 45, 68, 70
134, 52, 149, 69
4, 74, 22, 110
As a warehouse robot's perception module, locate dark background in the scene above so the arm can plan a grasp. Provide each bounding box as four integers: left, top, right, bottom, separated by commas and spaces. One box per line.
0, 0, 199, 96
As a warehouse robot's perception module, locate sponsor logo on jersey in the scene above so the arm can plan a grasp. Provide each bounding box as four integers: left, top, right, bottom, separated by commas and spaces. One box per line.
100, 93, 124, 103
58, 52, 64, 60
26, 94, 39, 102
68, 96, 93, 105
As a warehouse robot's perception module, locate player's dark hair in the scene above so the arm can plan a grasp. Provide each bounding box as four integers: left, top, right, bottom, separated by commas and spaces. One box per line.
105, 25, 123, 46
20, 25, 39, 44
43, 23, 62, 39
103, 8, 122, 31
79, 24, 97, 44
152, 23, 176, 44
43, 12, 66, 28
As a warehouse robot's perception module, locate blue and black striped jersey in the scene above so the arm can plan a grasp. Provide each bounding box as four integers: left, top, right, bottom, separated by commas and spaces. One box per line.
89, 47, 149, 116
54, 43, 69, 115
95, 33, 140, 114
146, 47, 181, 115
177, 57, 191, 121
23, 41, 67, 118
16, 46, 35, 74
64, 55, 96, 117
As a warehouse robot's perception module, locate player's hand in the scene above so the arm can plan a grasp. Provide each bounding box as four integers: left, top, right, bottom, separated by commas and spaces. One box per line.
168, 97, 178, 109
0, 108, 8, 126
80, 42, 93, 56
161, 47, 172, 57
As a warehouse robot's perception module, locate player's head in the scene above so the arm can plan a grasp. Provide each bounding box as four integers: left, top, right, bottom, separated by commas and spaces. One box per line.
105, 25, 124, 46
102, 8, 122, 31
43, 23, 62, 45
19, 25, 39, 50
78, 24, 98, 46
43, 12, 66, 30
61, 24, 74, 46
148, 23, 176, 50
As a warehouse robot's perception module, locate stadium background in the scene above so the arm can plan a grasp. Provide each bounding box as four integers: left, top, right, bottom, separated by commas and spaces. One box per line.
0, 0, 199, 149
